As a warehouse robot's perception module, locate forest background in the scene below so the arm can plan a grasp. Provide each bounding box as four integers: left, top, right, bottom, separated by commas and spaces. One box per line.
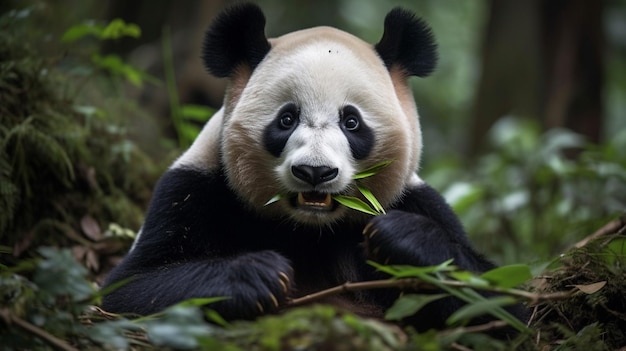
1, 0, 625, 350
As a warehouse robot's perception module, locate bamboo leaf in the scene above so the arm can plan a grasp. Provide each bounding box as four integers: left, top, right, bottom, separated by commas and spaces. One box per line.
385, 293, 448, 321
446, 296, 517, 326
368, 259, 456, 278
357, 184, 385, 214
480, 264, 532, 288
264, 194, 282, 206
333, 195, 379, 216
353, 160, 393, 179
449, 270, 490, 288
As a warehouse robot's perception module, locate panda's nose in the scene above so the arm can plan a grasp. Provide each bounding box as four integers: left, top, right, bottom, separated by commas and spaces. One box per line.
291, 165, 338, 186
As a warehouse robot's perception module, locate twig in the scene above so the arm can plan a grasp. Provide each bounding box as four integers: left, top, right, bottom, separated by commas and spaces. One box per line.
440, 320, 510, 337
450, 342, 474, 351
0, 308, 79, 351
289, 279, 431, 306
573, 215, 626, 249
288, 278, 575, 308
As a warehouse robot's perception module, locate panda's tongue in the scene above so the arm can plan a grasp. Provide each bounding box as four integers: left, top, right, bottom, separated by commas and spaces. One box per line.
297, 192, 332, 208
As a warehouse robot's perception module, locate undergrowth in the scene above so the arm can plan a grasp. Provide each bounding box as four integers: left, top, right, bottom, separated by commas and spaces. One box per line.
0, 7, 159, 276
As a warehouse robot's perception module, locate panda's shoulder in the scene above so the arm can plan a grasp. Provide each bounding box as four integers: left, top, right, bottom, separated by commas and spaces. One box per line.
394, 180, 461, 228
146, 165, 232, 216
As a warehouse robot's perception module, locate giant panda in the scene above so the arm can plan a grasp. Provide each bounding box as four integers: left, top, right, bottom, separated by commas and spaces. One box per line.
102, 3, 521, 332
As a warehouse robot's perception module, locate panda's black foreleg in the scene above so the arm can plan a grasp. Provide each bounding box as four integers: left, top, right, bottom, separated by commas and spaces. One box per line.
101, 250, 294, 320
362, 209, 494, 270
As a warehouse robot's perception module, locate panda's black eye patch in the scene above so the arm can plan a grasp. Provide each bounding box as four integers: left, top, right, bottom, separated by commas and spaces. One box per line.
263, 103, 300, 157
339, 105, 374, 159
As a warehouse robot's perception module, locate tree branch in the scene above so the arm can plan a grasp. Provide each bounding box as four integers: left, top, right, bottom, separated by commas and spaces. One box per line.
287, 277, 574, 308
0, 308, 79, 351
441, 320, 510, 336
573, 215, 626, 249
288, 279, 432, 307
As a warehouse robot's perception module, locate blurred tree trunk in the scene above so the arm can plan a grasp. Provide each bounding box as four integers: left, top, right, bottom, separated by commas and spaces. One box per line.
470, 0, 604, 155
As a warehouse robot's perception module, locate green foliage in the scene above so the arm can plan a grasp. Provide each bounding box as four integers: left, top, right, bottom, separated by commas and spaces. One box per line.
1, 246, 406, 350
13, 245, 623, 351
1, 247, 94, 349
161, 27, 216, 149
372, 260, 529, 333
61, 18, 157, 88
425, 117, 626, 264
480, 264, 532, 289
212, 305, 406, 351
385, 294, 448, 321
91, 53, 159, 87
61, 18, 141, 42
0, 8, 158, 261
334, 161, 394, 215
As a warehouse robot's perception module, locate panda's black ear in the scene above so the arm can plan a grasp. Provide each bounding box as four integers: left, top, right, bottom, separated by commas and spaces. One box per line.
202, 3, 271, 78
375, 8, 438, 77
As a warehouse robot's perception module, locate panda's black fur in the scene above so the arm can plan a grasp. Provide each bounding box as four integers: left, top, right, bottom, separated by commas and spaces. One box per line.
102, 3, 525, 333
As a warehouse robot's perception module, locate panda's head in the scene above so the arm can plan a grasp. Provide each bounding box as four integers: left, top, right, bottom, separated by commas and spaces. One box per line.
198, 3, 437, 226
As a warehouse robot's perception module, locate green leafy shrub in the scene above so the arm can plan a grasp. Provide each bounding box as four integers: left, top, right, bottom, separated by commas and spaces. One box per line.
0, 9, 159, 264
425, 117, 626, 264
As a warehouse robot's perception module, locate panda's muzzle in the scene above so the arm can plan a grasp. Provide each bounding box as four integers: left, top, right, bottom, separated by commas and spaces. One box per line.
296, 192, 333, 210
290, 165, 338, 211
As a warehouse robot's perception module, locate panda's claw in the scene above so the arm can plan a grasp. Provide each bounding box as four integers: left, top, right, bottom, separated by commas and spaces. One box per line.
269, 293, 279, 308
368, 228, 379, 239
279, 271, 290, 284
372, 246, 381, 258
278, 273, 289, 294
362, 221, 374, 236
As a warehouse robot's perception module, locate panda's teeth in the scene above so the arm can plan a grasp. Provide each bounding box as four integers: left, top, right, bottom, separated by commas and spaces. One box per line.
297, 192, 332, 208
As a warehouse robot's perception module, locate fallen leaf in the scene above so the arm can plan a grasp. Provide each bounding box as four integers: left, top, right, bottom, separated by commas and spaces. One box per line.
81, 215, 102, 241
572, 281, 607, 294
85, 249, 100, 271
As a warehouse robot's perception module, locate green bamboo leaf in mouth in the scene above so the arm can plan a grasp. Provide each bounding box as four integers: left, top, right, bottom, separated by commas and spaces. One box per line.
265, 161, 392, 215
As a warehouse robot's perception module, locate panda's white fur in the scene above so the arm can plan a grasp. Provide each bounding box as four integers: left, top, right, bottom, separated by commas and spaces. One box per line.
102, 3, 524, 333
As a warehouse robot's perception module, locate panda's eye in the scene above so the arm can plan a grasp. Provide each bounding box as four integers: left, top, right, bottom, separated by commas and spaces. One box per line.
276, 103, 299, 130
341, 105, 362, 132
344, 116, 360, 131
279, 112, 296, 129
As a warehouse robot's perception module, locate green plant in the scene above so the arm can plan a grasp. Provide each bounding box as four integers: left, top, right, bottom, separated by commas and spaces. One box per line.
424, 117, 626, 264
161, 27, 216, 149
61, 18, 158, 88
0, 7, 157, 266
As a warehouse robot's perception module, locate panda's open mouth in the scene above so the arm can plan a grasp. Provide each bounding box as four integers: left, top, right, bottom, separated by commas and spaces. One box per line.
295, 192, 334, 211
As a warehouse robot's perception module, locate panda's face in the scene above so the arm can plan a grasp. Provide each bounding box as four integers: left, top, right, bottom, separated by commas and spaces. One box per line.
221, 27, 421, 226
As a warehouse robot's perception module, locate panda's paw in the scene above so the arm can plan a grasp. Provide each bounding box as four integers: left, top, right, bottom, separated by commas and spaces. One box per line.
217, 250, 294, 320
362, 210, 441, 266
